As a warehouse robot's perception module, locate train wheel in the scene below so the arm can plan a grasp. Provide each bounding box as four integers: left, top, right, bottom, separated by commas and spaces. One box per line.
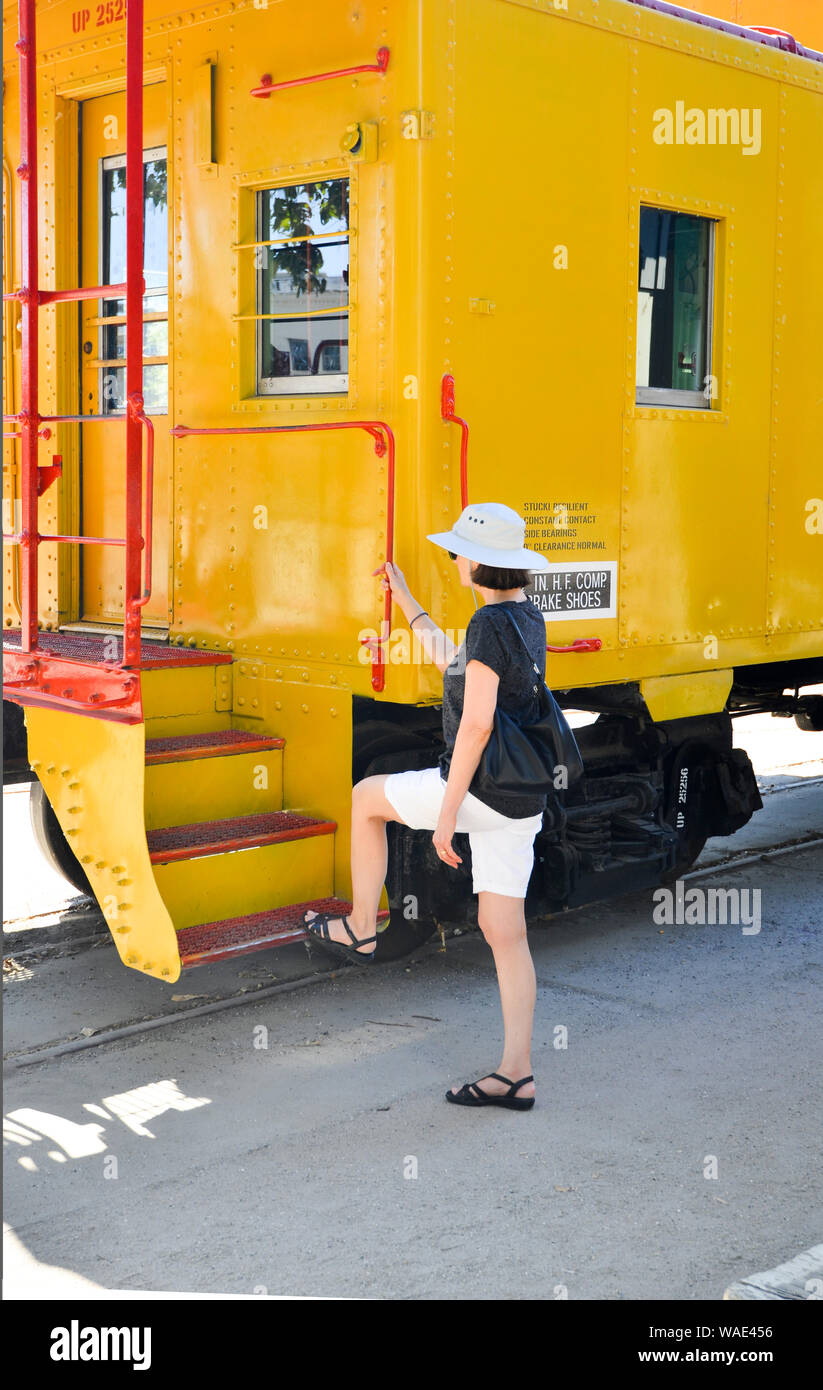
29, 779, 95, 898
373, 906, 438, 962
795, 696, 823, 732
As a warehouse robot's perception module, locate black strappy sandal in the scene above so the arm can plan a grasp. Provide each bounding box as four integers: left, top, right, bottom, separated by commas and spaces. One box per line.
302, 909, 378, 963
446, 1072, 535, 1110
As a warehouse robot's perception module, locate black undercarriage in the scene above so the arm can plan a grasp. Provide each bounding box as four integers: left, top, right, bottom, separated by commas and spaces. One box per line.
353, 656, 822, 956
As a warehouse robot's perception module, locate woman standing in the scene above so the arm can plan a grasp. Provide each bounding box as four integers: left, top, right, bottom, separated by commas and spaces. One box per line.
304, 502, 552, 1112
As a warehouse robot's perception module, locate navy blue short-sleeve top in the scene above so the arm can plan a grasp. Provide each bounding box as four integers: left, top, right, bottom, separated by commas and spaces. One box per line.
438, 598, 549, 819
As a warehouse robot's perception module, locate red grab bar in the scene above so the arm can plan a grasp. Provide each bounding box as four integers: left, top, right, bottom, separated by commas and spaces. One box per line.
169, 419, 395, 692
441, 375, 469, 511
129, 393, 155, 606
252, 47, 390, 98
547, 638, 602, 653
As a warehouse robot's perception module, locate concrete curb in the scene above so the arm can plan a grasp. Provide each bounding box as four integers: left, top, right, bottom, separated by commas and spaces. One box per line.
723, 1245, 823, 1300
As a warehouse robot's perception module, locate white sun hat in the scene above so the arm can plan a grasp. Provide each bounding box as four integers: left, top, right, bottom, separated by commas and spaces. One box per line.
427, 502, 550, 571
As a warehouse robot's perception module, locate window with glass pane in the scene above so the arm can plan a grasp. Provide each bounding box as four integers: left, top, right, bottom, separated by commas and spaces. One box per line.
99, 150, 168, 415
256, 179, 349, 395
636, 208, 714, 407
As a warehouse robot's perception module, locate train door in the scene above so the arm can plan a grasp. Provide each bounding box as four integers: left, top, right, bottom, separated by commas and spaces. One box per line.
77, 83, 170, 629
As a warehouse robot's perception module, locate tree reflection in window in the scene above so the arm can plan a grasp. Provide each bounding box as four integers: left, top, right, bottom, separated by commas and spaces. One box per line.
100, 154, 168, 415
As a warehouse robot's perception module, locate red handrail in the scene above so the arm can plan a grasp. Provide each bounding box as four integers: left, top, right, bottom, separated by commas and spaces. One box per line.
170, 419, 395, 691
129, 393, 154, 606
122, 0, 145, 664
251, 47, 390, 98
14, 0, 39, 655
3, 282, 129, 304
441, 374, 469, 510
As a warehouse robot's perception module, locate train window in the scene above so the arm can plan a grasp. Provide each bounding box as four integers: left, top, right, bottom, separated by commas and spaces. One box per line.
99, 150, 169, 416
636, 207, 715, 408
255, 178, 349, 396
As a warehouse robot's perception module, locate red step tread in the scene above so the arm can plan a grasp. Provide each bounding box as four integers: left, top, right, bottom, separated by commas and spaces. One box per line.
147, 811, 336, 864
3, 628, 232, 669
177, 897, 391, 967
145, 729, 285, 764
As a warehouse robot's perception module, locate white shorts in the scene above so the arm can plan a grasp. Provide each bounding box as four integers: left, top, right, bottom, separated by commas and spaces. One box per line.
382, 765, 544, 898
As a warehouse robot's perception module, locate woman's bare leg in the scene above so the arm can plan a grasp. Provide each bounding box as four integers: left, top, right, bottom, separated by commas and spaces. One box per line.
304, 774, 402, 953
448, 890, 536, 1098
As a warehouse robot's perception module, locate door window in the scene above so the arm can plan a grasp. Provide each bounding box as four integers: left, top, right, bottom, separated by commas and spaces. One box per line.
98, 148, 169, 415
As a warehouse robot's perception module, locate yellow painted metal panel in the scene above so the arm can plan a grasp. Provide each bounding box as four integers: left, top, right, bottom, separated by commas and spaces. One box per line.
24, 706, 181, 982
140, 664, 230, 720
143, 711, 233, 740
766, 81, 823, 638
144, 748, 284, 829
641, 669, 734, 722
152, 833, 335, 930
3, 0, 822, 729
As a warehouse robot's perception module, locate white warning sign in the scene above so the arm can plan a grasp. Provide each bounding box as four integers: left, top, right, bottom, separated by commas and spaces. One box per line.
528, 563, 617, 621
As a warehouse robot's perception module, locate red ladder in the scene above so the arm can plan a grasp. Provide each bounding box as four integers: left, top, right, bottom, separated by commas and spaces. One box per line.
2, 0, 152, 679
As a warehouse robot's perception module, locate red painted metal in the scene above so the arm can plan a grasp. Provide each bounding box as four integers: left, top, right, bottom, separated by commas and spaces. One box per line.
2, 648, 143, 722
177, 898, 390, 969
251, 46, 389, 98
39, 413, 129, 424
440, 374, 470, 510
147, 810, 338, 865
36, 456, 62, 496
145, 730, 285, 764
3, 282, 130, 304
171, 418, 396, 692
123, 0, 145, 668
4, 628, 233, 668
748, 25, 797, 52
624, 0, 823, 63
547, 637, 602, 653
129, 394, 154, 606
16, 0, 39, 655
2, 415, 51, 439
3, 531, 125, 545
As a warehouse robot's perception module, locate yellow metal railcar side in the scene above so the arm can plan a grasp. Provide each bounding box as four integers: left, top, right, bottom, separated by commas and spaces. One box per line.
2, 0, 821, 980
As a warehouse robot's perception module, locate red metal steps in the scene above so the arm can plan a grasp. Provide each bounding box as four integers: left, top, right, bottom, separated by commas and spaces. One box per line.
3, 628, 232, 669
147, 810, 337, 864
145, 729, 285, 764
177, 897, 391, 967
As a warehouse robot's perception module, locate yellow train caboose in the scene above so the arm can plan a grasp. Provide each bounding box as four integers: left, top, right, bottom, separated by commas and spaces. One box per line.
3, 0, 822, 982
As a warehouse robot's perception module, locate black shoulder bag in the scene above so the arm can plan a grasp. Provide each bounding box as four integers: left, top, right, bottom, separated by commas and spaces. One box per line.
470, 608, 585, 800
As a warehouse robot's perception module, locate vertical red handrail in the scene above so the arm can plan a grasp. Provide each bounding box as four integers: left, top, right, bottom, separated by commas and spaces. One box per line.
16, 0, 39, 652
441, 374, 469, 508
123, 0, 145, 667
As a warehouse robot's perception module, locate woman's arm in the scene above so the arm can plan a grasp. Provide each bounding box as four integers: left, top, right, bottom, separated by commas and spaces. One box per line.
433, 660, 498, 866
375, 561, 458, 673
403, 610, 458, 675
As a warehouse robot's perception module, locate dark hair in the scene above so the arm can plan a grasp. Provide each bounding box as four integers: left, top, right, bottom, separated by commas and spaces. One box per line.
471, 563, 531, 591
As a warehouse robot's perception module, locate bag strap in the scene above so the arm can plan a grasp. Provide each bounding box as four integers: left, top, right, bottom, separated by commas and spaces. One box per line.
501, 607, 542, 678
